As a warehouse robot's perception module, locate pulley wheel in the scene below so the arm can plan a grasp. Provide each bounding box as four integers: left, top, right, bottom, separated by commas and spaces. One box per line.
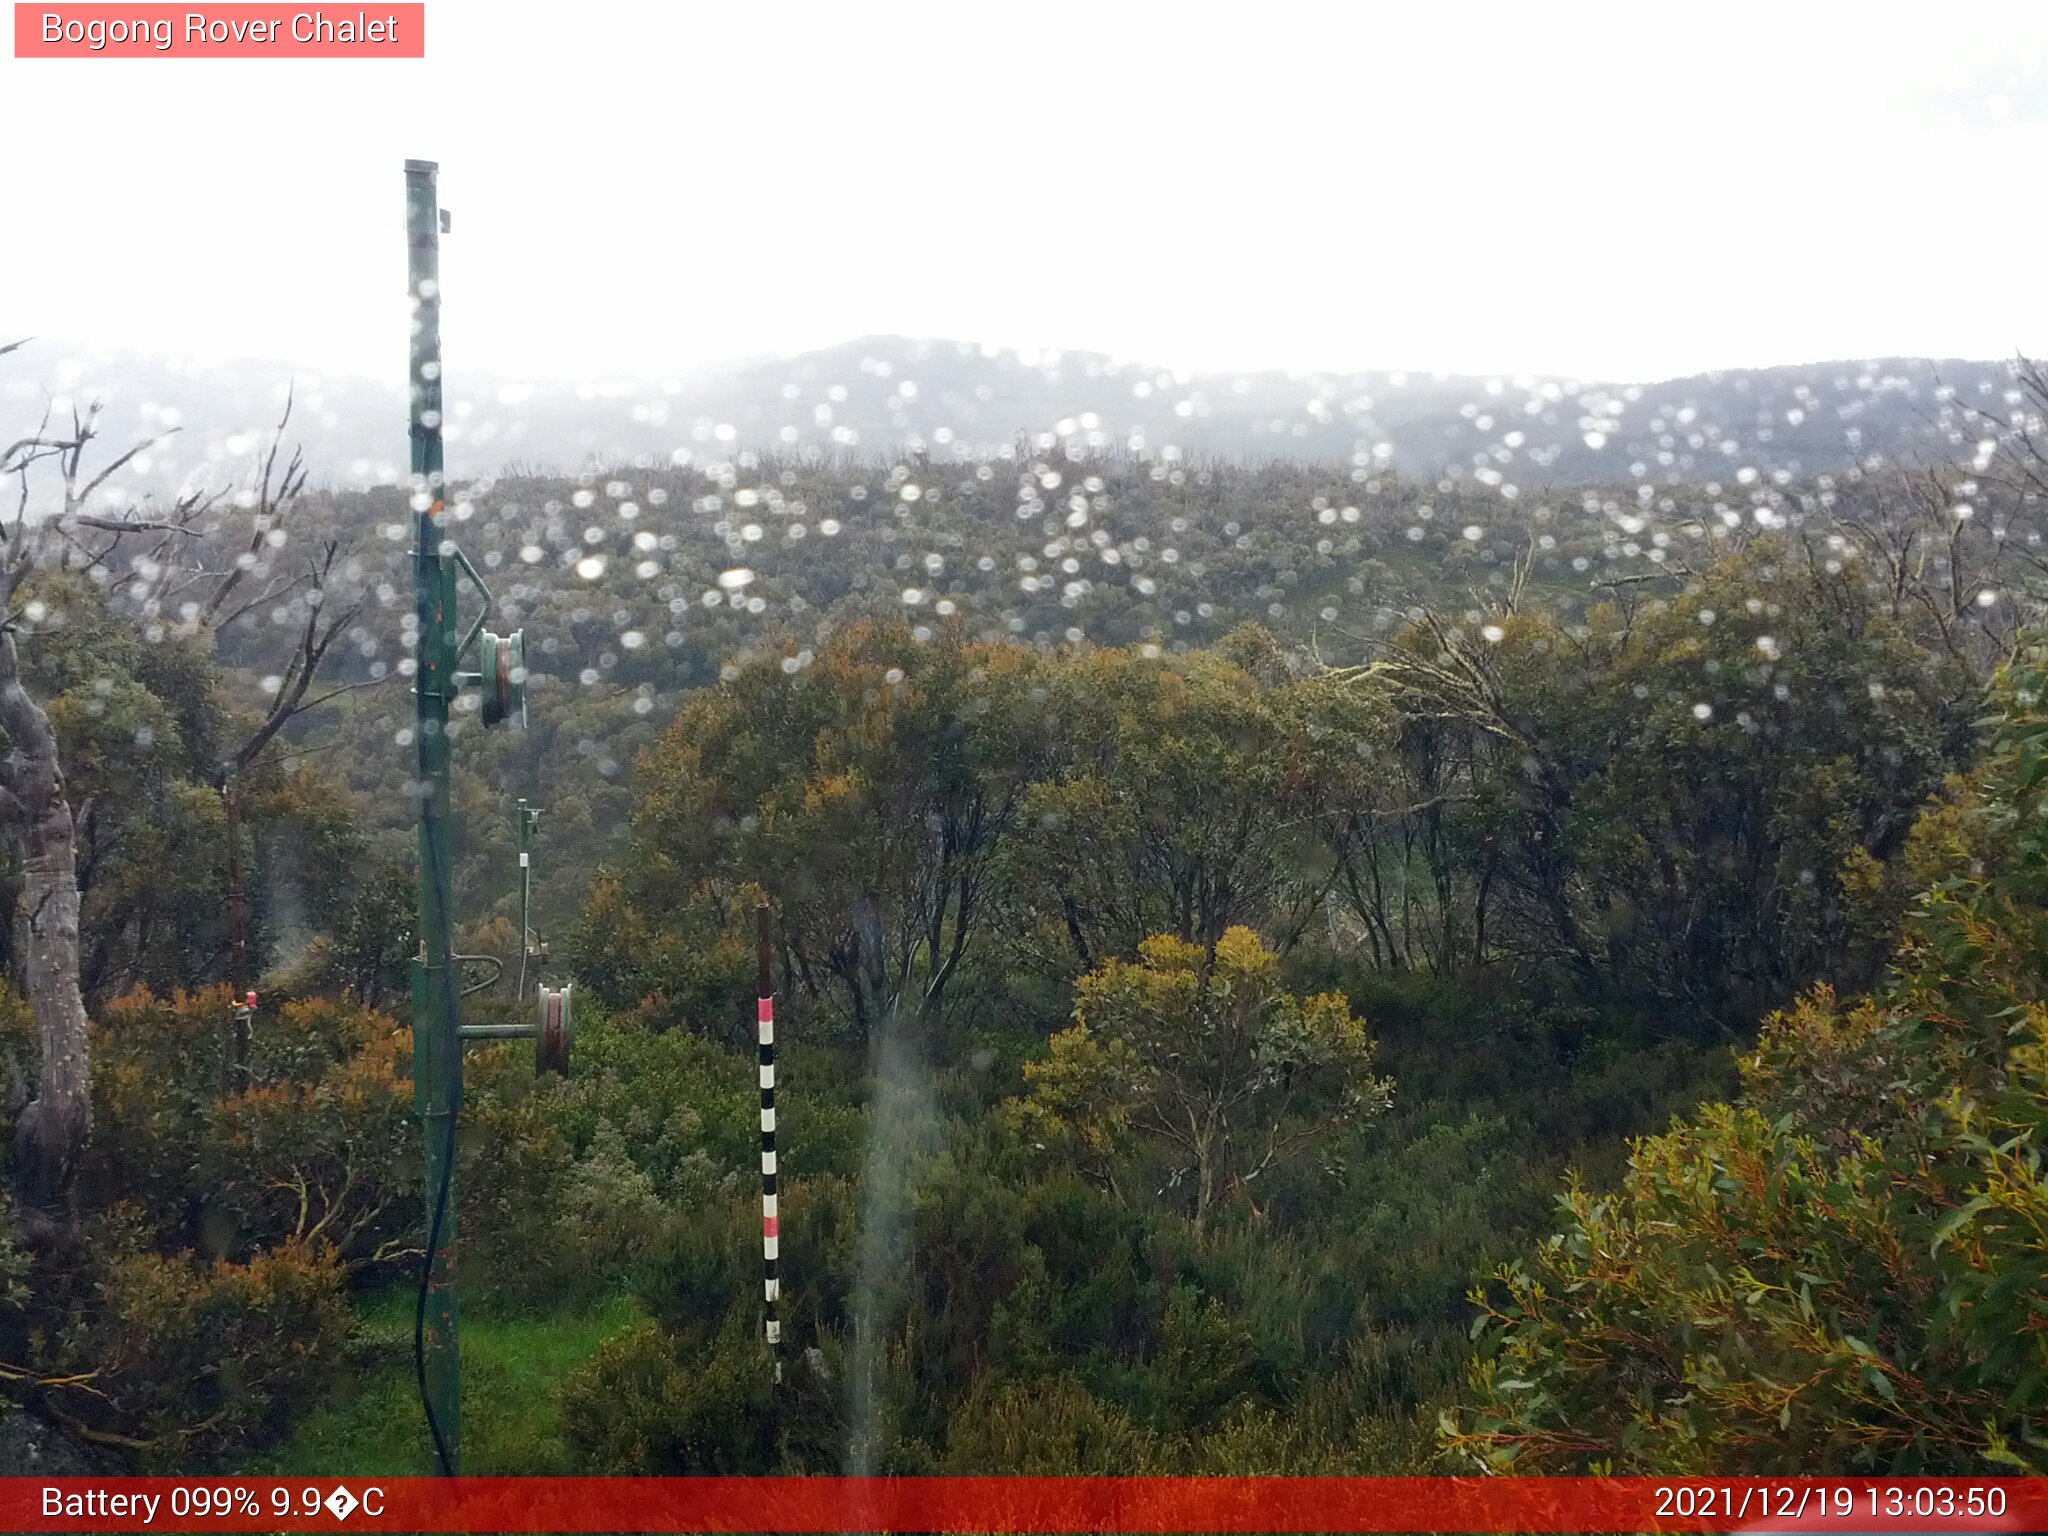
536, 983, 572, 1075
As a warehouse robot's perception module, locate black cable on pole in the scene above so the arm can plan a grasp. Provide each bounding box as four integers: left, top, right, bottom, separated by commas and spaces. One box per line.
415, 1107, 457, 1476
415, 801, 461, 1477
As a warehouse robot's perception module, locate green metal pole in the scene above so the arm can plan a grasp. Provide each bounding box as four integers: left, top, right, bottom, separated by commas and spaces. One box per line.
516, 799, 536, 1000
406, 155, 462, 1476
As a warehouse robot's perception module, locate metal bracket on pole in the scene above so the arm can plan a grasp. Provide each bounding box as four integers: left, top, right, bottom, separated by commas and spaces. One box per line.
455, 981, 572, 1075
448, 544, 494, 668
450, 547, 525, 730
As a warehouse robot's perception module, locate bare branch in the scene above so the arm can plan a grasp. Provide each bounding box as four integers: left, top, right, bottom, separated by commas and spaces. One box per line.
73, 431, 174, 511
203, 389, 304, 629
212, 569, 312, 633
288, 674, 389, 715
66, 513, 197, 536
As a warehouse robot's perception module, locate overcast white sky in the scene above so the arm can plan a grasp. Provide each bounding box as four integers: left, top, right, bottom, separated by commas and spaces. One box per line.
5, 1, 2047, 385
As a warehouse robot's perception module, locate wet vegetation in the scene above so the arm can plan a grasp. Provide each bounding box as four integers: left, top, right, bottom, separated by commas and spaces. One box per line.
3, 346, 2048, 1473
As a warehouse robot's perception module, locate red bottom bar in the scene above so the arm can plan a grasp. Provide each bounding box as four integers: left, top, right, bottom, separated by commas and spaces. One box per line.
6, 1476, 2045, 1533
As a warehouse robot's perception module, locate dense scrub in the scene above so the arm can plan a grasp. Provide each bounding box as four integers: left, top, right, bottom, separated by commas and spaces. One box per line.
1446, 641, 2048, 1473
0, 427, 2041, 1471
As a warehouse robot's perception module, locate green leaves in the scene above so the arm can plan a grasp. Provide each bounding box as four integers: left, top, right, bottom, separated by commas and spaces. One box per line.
1929, 1195, 1992, 1255
1442, 635, 2048, 1475
1370, 537, 1977, 1033
607, 619, 1053, 1041
1020, 927, 1390, 1232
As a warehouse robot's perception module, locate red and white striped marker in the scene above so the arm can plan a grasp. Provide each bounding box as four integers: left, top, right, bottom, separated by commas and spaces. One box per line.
757, 904, 781, 1385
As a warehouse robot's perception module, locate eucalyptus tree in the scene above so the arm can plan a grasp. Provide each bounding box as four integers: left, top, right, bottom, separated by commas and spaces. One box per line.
178, 397, 375, 1076
608, 618, 1052, 1045
0, 340, 214, 1211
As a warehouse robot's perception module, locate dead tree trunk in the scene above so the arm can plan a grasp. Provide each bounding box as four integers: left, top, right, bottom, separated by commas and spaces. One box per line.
0, 622, 90, 1212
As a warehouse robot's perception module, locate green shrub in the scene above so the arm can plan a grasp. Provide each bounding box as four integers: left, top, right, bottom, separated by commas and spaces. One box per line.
204, 1023, 416, 1268
1444, 641, 2048, 1474
25, 1234, 351, 1467
562, 1312, 780, 1473
459, 1012, 758, 1308
941, 1373, 1162, 1472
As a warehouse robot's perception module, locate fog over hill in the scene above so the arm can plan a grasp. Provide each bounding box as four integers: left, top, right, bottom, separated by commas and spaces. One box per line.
3, 334, 2024, 503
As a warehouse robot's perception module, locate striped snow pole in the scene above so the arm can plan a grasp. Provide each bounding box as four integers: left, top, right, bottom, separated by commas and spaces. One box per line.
757, 903, 781, 1385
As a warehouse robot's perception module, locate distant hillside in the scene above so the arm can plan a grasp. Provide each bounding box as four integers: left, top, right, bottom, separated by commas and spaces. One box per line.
2, 335, 2022, 499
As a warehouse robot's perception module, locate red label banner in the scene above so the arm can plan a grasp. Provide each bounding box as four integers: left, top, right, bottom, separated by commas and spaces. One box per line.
13, 4, 424, 57
2, 1476, 2043, 1533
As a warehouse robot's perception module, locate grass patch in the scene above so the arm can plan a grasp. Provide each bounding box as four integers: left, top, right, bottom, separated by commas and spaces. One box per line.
265, 1288, 645, 1475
